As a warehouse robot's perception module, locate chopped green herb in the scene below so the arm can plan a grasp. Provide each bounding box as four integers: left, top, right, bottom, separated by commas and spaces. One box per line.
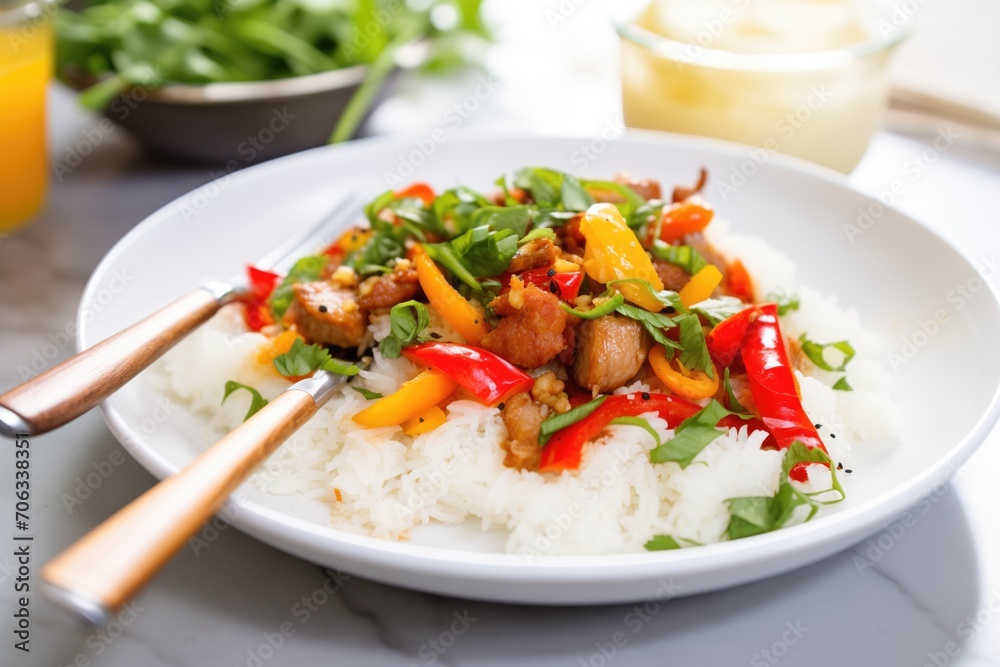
379, 300, 431, 359
614, 303, 680, 350
222, 381, 269, 422
539, 396, 608, 446
723, 368, 750, 414
472, 205, 535, 238
352, 387, 383, 400
799, 335, 856, 372
650, 242, 708, 276
268, 255, 327, 319
650, 400, 748, 467
674, 313, 714, 378
517, 227, 557, 246
609, 416, 662, 447
560, 294, 625, 320
645, 535, 681, 551
766, 291, 801, 315
691, 297, 746, 328
273, 338, 359, 378
833, 376, 853, 391
560, 174, 595, 212
425, 225, 518, 290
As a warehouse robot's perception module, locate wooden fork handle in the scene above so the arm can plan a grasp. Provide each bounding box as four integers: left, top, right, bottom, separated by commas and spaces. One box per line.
41, 389, 319, 623
0, 284, 235, 437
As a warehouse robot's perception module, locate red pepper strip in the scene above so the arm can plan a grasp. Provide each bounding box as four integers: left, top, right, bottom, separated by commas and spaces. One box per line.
402, 342, 534, 406
243, 265, 281, 332
247, 265, 280, 300
514, 266, 583, 301
788, 462, 830, 482
741, 304, 826, 452
726, 259, 754, 303
706, 306, 756, 368
539, 393, 701, 473
394, 182, 436, 206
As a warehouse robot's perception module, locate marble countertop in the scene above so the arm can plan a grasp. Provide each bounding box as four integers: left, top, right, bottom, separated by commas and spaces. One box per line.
4, 5, 1000, 664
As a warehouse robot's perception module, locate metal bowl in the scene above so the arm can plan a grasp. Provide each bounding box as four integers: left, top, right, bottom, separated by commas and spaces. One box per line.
86, 64, 374, 165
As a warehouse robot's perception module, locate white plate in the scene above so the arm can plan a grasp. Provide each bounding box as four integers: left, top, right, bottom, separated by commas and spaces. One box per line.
79, 130, 1000, 604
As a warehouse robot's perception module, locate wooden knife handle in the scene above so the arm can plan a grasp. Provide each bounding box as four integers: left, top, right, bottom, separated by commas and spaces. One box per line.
41, 389, 318, 623
0, 286, 232, 437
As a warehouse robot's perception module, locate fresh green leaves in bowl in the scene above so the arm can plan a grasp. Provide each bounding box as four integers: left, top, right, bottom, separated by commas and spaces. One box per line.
56, 0, 488, 142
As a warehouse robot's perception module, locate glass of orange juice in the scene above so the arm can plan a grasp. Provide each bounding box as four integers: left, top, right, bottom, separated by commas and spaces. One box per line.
0, 0, 54, 231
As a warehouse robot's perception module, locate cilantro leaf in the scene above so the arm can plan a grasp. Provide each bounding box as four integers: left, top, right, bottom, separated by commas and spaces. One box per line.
674, 312, 714, 378
433, 186, 491, 236
268, 255, 327, 319
561, 174, 595, 212
691, 297, 746, 328
650, 399, 748, 467
650, 242, 708, 276
614, 303, 680, 349
766, 291, 800, 315
273, 338, 359, 377
472, 205, 535, 238
799, 335, 856, 372
645, 535, 681, 551
725, 496, 779, 540
723, 367, 750, 414
609, 416, 662, 447
833, 376, 853, 391
222, 381, 269, 422
424, 225, 519, 290
352, 387, 383, 400
379, 300, 430, 359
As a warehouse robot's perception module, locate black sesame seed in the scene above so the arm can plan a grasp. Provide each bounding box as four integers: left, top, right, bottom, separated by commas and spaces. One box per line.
814, 423, 822, 429
549, 280, 559, 294
430, 332, 443, 339
837, 462, 843, 470
497, 402, 506, 410
474, 319, 480, 324
419, 417, 425, 423
845, 469, 853, 474
547, 268, 556, 277
318, 305, 328, 313
830, 433, 837, 439
641, 392, 651, 400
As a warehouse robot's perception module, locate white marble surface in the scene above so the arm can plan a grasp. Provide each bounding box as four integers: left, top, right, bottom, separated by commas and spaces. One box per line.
4, 3, 1000, 665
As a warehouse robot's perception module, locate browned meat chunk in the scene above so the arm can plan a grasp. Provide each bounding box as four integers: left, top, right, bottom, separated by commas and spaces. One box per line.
507, 238, 558, 273
652, 258, 691, 293
481, 283, 567, 368
286, 282, 367, 348
672, 167, 708, 203
500, 391, 545, 470
357, 268, 420, 311
571, 314, 653, 393
615, 172, 662, 201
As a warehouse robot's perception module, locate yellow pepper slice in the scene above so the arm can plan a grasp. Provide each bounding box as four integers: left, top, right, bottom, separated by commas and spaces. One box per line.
353, 369, 458, 428
580, 203, 665, 312
679, 265, 723, 308
648, 344, 720, 400
257, 329, 300, 366
413, 245, 489, 344
402, 406, 447, 436
331, 227, 371, 254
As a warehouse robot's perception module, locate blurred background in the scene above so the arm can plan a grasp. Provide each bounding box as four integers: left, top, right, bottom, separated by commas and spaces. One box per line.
3, 1, 1000, 666
3, 0, 999, 235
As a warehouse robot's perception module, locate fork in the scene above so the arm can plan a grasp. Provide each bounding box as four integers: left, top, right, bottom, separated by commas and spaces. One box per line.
0, 191, 365, 438
40, 362, 367, 624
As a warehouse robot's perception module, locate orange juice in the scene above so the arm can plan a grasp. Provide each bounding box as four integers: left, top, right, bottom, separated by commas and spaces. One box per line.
0, 2, 51, 231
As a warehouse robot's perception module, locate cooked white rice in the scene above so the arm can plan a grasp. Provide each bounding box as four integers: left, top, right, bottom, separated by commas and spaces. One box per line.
149, 226, 894, 555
